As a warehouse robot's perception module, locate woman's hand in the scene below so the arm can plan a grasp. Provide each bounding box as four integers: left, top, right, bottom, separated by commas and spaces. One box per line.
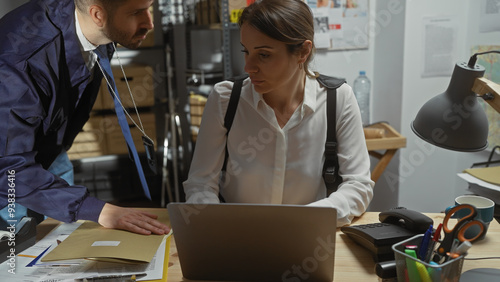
98, 203, 170, 235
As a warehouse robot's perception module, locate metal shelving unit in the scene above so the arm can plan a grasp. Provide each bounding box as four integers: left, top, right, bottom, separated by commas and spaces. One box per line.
157, 0, 244, 204
221, 0, 233, 79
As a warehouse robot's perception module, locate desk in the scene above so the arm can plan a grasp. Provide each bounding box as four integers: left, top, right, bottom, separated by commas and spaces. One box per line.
164, 212, 499, 281
37, 210, 499, 281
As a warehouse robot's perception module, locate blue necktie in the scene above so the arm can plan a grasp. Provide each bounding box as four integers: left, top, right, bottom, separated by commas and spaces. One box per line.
94, 47, 151, 200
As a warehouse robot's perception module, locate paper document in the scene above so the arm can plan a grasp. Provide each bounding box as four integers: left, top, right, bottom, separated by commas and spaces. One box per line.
0, 233, 169, 281
75, 236, 169, 281
463, 166, 500, 185
421, 16, 458, 77
458, 172, 500, 204
0, 210, 171, 282
20, 221, 82, 259
0, 222, 85, 281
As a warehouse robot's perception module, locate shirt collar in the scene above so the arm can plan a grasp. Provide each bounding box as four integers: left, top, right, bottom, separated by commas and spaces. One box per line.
250, 75, 317, 113
302, 75, 316, 112
75, 10, 98, 52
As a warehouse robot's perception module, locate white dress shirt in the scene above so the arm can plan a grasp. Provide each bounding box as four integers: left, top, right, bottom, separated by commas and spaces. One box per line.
75, 10, 98, 72
183, 75, 374, 226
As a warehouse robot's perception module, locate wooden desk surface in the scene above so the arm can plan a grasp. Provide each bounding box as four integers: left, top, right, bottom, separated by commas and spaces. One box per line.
165, 212, 500, 281
38, 210, 500, 281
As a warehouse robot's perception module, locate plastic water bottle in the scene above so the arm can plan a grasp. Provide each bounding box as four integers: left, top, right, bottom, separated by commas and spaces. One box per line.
353, 71, 371, 126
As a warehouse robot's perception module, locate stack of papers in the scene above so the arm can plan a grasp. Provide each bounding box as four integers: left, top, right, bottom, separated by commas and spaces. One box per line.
0, 210, 172, 282
458, 166, 500, 205
42, 220, 166, 263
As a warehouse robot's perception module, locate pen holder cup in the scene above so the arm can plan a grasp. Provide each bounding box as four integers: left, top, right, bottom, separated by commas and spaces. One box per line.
392, 234, 466, 282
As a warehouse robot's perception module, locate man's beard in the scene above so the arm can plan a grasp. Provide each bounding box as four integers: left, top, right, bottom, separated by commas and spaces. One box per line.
103, 25, 149, 49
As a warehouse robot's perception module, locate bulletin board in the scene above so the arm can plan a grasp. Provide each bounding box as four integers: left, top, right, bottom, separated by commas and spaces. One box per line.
472, 45, 500, 151
306, 0, 369, 50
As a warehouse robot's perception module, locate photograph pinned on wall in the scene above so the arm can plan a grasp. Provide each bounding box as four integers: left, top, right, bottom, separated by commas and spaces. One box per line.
306, 0, 369, 50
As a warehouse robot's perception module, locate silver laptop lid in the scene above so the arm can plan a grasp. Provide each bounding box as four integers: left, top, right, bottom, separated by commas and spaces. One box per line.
167, 203, 337, 282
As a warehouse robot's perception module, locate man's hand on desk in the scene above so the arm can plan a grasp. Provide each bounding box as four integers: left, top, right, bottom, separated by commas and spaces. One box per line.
98, 204, 171, 235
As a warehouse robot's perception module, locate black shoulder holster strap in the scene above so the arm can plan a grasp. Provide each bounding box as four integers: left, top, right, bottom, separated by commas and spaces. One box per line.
317, 74, 346, 195
222, 74, 248, 172
222, 74, 345, 195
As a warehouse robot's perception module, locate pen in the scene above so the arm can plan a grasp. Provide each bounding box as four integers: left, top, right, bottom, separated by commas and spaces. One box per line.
444, 239, 461, 262
78, 273, 147, 282
450, 239, 460, 253
432, 223, 442, 242
419, 225, 433, 260
38, 264, 73, 267
428, 223, 442, 263
424, 240, 436, 263
455, 241, 472, 255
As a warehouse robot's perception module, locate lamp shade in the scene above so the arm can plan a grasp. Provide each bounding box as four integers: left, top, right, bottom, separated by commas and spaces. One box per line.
411, 62, 489, 152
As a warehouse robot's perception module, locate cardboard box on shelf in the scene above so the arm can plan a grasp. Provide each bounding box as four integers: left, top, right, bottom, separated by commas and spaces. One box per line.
67, 116, 108, 160
189, 93, 207, 142
92, 88, 104, 110
196, 0, 220, 25
105, 112, 157, 155
100, 64, 156, 110
229, 0, 247, 23
190, 116, 203, 127
189, 93, 207, 115
229, 0, 247, 10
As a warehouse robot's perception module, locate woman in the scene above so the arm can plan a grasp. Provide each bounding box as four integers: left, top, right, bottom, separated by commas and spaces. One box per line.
183, 0, 373, 226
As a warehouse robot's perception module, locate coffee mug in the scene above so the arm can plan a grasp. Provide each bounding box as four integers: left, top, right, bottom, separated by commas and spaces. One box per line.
445, 195, 494, 241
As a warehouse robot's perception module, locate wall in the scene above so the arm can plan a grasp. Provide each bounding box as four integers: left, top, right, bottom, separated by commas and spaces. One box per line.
369, 0, 406, 211
399, 0, 500, 213
314, 0, 406, 211
314, 0, 499, 213
3, 1, 498, 212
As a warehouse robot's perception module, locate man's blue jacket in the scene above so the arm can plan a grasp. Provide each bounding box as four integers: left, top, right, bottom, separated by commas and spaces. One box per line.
0, 0, 109, 223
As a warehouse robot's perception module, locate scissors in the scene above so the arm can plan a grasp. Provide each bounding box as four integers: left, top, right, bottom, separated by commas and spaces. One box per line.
436, 204, 486, 257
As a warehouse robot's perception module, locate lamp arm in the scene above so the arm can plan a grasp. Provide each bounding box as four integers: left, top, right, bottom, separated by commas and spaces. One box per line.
472, 77, 500, 114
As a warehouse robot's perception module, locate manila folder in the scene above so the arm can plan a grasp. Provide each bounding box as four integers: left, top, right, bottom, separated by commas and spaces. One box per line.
42, 209, 168, 263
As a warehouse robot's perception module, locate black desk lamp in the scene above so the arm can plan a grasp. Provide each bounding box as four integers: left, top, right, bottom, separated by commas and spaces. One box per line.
411, 51, 500, 152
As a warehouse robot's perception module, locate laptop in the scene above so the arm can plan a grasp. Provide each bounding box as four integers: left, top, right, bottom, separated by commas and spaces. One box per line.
167, 203, 337, 282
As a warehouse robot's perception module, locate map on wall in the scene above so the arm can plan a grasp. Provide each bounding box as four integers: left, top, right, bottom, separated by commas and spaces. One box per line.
472, 45, 500, 152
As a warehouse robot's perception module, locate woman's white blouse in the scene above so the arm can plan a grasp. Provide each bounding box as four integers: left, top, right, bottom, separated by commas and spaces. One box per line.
183, 75, 374, 226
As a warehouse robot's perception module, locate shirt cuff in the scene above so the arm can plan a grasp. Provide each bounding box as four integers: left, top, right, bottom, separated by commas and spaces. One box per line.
76, 196, 106, 222
308, 196, 352, 227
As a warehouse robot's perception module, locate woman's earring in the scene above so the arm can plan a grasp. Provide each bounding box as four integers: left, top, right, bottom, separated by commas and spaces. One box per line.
299, 63, 303, 70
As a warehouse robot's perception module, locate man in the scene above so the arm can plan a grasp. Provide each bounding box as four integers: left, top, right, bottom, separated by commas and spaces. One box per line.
0, 0, 169, 235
